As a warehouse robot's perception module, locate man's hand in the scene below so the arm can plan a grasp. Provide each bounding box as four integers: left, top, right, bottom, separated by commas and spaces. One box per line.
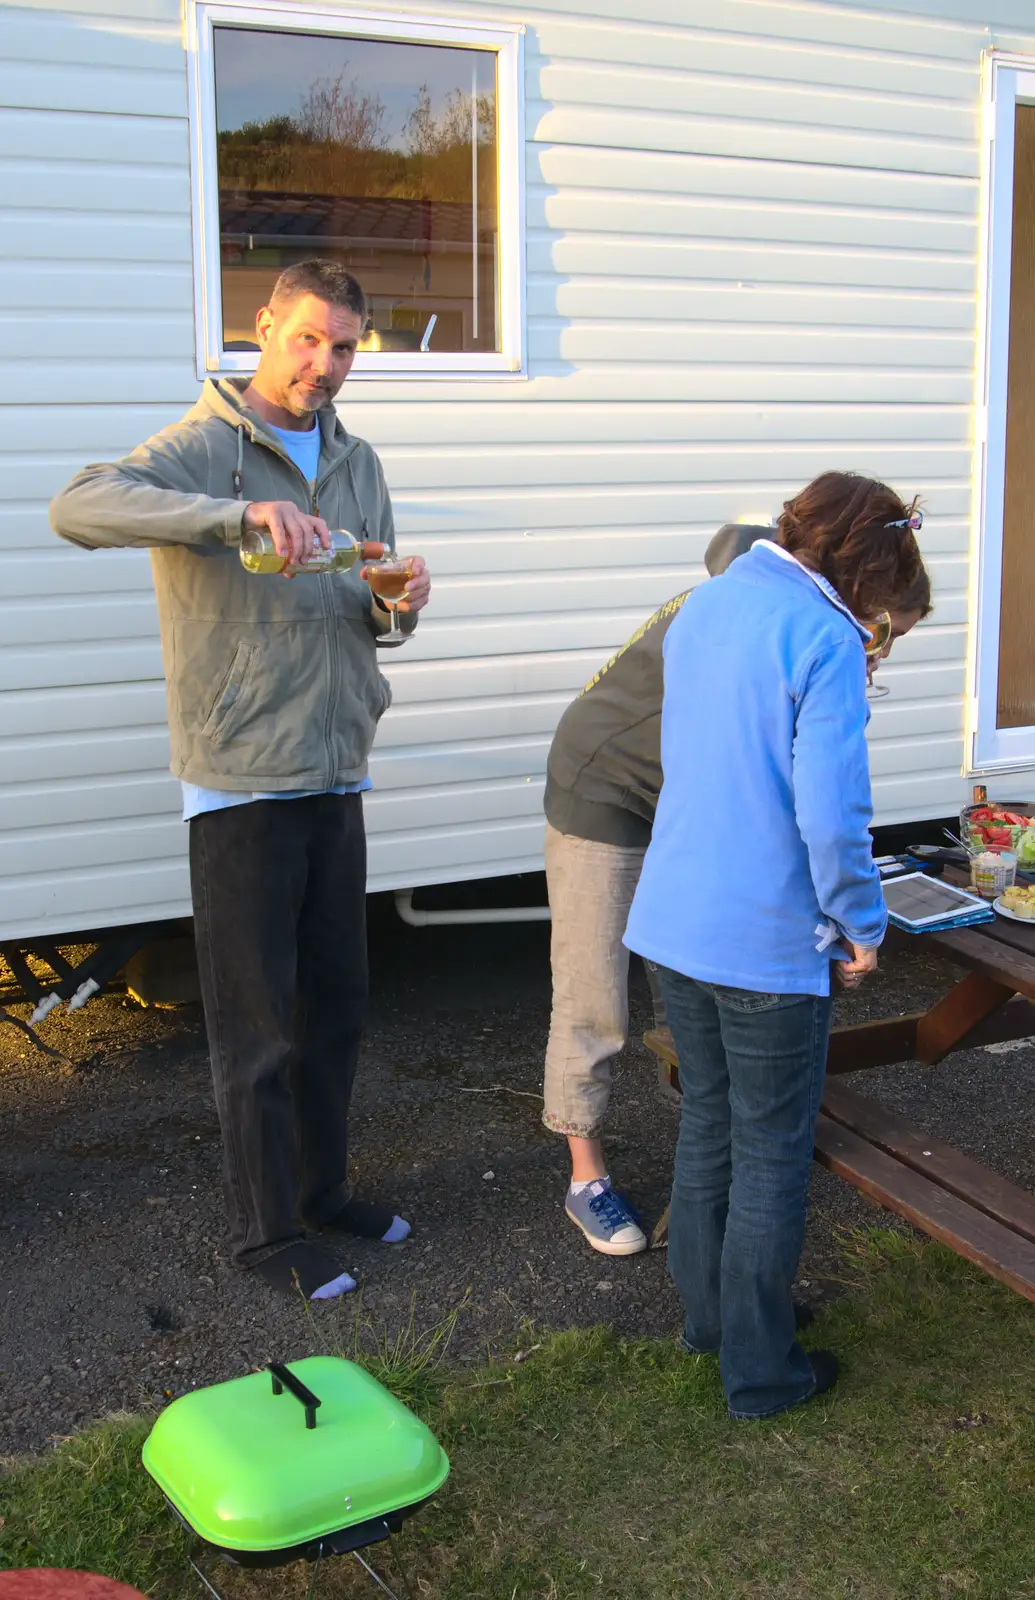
398, 554, 430, 614
835, 943, 879, 990
243, 501, 330, 570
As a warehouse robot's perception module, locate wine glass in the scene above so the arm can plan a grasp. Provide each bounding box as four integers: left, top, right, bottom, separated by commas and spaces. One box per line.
865, 613, 892, 701
364, 555, 416, 643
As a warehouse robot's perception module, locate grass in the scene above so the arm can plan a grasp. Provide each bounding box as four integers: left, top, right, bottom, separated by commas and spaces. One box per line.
3, 1231, 1035, 1599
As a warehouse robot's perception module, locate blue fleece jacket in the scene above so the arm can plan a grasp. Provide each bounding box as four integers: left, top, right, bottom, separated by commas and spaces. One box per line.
624, 542, 887, 997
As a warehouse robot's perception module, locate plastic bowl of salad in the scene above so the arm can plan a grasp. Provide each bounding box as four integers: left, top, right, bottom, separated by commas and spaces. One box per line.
961, 802, 1035, 866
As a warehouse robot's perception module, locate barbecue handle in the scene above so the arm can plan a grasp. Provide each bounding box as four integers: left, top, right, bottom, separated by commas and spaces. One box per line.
268, 1362, 322, 1430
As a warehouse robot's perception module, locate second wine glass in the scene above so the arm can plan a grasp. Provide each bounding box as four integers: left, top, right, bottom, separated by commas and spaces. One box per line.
364, 555, 417, 642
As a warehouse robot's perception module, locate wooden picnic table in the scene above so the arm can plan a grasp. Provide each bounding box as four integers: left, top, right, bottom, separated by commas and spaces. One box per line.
644, 885, 1035, 1300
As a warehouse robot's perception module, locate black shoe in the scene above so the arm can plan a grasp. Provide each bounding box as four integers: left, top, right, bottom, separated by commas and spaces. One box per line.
808, 1348, 839, 1399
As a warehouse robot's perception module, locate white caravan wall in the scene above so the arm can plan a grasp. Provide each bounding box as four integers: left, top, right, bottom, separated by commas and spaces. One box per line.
2, 0, 1035, 939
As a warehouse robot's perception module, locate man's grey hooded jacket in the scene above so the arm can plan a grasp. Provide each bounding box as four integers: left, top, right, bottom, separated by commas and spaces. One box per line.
544, 524, 766, 847
50, 378, 408, 792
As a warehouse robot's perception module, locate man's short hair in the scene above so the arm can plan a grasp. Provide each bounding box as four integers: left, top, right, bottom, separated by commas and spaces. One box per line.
269, 260, 367, 325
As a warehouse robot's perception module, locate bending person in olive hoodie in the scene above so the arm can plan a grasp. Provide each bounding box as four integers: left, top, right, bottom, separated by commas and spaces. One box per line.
542, 523, 768, 1256
50, 261, 430, 1302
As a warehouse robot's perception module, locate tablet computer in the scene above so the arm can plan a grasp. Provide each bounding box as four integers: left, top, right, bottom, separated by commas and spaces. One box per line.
882, 872, 988, 929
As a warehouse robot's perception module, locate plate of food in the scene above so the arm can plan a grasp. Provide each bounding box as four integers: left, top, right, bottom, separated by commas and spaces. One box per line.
994, 884, 1035, 921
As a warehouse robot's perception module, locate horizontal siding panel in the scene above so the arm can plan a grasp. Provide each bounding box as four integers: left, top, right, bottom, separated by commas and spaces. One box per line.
0, 159, 190, 215
534, 141, 979, 216
0, 107, 185, 166
529, 323, 972, 370
0, 857, 189, 929
528, 104, 979, 179
529, 187, 974, 252
365, 814, 547, 882
0, 815, 181, 878
534, 61, 974, 146
1, 551, 156, 600
527, 21, 977, 98
0, 262, 192, 314
375, 440, 972, 490
379, 693, 569, 748
519, 0, 987, 60
0, 311, 192, 362
0, 8, 180, 69
0, 773, 177, 831
0, 640, 164, 692
0, 595, 158, 648
0, 727, 170, 784
366, 775, 546, 833
0, 682, 166, 738
0, 60, 186, 118
0, 360, 198, 407
869, 733, 964, 779
0, 213, 192, 264
532, 142, 979, 214
527, 237, 977, 294
532, 280, 973, 332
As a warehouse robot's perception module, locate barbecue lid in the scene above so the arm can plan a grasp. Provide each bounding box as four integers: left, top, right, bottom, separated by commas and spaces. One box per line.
141, 1357, 449, 1552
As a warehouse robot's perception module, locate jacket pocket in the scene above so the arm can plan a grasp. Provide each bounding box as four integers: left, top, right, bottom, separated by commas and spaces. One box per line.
201, 643, 259, 748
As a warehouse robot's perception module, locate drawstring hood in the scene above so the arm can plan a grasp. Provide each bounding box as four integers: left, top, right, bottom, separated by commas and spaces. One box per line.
232, 426, 245, 500
347, 456, 373, 543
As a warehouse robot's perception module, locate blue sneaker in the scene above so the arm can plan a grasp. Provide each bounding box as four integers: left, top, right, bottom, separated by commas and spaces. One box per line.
565, 1180, 647, 1256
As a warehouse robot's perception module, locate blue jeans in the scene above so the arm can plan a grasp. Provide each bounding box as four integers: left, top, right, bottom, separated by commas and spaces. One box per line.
657, 968, 832, 1420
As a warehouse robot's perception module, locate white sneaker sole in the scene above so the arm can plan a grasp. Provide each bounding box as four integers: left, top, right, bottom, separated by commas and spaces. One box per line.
565, 1205, 648, 1256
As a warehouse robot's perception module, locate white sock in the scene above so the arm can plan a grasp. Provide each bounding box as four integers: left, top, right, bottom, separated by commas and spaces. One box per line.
309, 1271, 357, 1301
570, 1175, 610, 1196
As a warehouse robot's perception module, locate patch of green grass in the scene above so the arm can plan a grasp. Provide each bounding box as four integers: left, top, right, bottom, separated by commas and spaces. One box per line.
3, 1231, 1035, 1599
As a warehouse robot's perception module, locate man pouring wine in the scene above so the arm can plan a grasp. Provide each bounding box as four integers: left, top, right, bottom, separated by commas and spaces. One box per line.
50, 260, 430, 1302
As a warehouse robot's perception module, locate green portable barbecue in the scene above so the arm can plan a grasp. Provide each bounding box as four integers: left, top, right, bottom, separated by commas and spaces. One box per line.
142, 1356, 449, 1599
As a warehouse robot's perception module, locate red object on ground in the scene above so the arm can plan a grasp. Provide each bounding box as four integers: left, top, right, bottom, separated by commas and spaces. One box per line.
0, 1575, 147, 1600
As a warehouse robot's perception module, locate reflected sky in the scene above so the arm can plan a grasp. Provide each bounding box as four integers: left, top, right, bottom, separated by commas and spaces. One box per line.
214, 27, 493, 144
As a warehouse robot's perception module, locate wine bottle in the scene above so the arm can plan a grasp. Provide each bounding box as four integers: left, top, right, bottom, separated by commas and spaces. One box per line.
240, 528, 385, 576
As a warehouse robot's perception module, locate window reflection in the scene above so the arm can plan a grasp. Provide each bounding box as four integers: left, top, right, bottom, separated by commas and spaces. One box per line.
214, 26, 499, 354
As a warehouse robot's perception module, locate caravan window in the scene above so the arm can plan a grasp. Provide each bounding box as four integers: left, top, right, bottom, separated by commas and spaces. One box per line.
187, 3, 524, 377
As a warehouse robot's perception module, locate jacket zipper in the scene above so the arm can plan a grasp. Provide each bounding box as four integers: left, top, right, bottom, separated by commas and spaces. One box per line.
240, 420, 354, 789
313, 486, 341, 789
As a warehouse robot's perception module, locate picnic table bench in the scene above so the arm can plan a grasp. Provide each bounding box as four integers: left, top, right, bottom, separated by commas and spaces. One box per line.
644, 894, 1035, 1300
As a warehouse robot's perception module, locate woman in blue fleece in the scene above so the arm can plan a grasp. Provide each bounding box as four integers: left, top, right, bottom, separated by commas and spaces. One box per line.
625, 471, 928, 1420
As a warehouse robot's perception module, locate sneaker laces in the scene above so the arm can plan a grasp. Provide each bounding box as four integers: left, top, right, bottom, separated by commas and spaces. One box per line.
588, 1187, 639, 1234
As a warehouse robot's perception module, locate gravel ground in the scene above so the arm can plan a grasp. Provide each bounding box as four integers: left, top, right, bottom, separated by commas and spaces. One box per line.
3, 896, 1035, 1457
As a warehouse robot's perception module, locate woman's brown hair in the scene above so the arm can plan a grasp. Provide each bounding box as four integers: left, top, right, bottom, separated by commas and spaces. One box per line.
777, 471, 927, 620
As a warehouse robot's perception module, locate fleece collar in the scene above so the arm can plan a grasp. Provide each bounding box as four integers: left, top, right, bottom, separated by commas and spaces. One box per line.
753, 539, 871, 644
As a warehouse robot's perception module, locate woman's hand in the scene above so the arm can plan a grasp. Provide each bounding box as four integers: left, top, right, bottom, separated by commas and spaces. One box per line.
835, 943, 878, 990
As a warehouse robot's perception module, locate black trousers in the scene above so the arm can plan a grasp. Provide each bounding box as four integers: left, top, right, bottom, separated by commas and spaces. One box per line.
189, 794, 368, 1265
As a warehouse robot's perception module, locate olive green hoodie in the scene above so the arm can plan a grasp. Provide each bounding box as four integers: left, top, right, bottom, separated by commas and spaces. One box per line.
544, 524, 766, 846
50, 378, 409, 792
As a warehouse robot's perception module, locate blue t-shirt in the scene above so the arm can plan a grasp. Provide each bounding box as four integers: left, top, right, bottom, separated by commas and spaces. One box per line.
269, 420, 321, 483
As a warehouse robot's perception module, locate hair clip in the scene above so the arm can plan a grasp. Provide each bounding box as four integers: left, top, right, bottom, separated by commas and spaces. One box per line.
885, 509, 923, 532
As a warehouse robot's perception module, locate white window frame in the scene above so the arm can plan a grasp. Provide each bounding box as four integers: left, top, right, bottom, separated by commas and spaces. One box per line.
185, 0, 525, 380
969, 54, 1035, 772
